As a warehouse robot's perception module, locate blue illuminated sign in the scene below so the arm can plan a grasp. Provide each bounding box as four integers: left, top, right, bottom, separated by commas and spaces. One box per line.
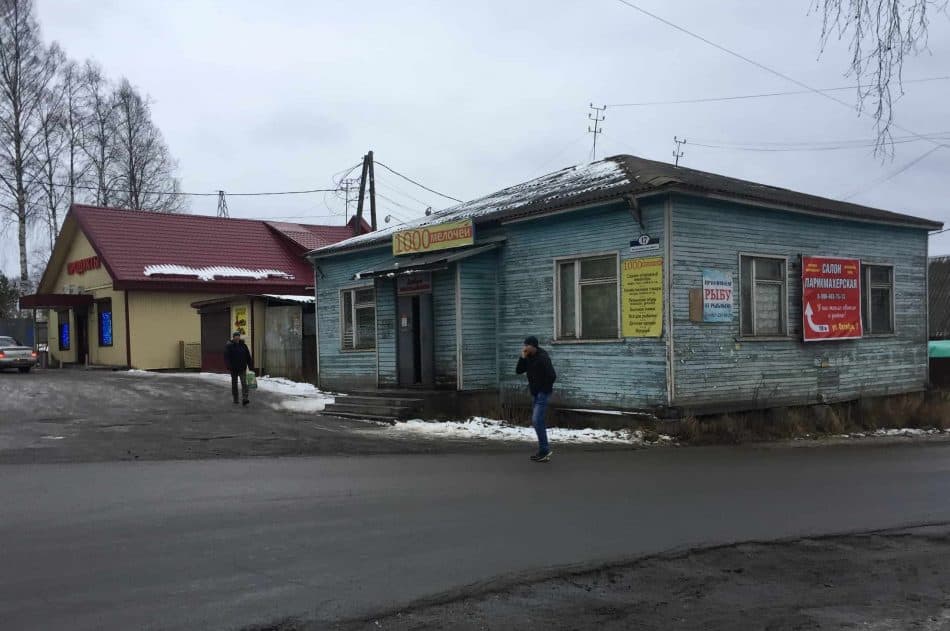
100, 311, 113, 346
59, 322, 70, 350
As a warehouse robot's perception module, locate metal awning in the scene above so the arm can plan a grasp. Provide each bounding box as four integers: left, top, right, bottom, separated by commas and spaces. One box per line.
19, 294, 94, 309
354, 241, 502, 279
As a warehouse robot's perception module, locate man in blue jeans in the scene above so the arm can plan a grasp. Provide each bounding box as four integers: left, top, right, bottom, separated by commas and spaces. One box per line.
515, 335, 557, 462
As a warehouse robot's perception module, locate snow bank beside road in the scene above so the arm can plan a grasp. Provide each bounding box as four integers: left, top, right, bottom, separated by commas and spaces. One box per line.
125, 370, 334, 413
388, 417, 675, 445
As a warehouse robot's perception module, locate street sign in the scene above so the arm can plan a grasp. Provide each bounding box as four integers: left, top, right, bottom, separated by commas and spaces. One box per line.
801, 255, 862, 342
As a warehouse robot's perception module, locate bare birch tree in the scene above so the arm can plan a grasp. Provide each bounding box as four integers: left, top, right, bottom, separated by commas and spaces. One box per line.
34, 43, 66, 253
111, 78, 184, 212
80, 60, 121, 207
0, 0, 57, 288
60, 59, 87, 209
814, 0, 949, 154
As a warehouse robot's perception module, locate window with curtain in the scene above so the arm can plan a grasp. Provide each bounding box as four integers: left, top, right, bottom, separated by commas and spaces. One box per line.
739, 255, 787, 337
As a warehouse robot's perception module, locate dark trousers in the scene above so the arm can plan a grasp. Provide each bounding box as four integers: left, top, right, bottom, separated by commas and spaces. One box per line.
231, 370, 248, 402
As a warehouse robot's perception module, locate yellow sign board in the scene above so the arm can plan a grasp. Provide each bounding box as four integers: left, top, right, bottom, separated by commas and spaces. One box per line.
392, 219, 474, 256
232, 305, 248, 336
621, 257, 663, 337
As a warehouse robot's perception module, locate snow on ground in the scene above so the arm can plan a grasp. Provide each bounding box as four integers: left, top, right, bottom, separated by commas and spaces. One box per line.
125, 370, 334, 413
387, 417, 675, 445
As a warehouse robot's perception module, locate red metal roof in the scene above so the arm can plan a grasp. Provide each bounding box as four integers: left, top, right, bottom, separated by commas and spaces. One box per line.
68, 205, 360, 293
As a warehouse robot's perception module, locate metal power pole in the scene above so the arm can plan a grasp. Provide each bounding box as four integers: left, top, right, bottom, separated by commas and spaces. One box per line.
588, 104, 606, 161
673, 136, 687, 167
216, 190, 229, 218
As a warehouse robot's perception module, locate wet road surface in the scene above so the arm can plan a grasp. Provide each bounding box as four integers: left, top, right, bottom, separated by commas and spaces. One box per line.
2, 442, 950, 630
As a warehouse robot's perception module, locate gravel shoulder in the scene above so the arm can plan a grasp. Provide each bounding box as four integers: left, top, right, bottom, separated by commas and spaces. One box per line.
327, 526, 950, 631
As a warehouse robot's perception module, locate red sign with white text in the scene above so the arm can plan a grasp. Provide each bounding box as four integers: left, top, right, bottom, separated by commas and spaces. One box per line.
801, 256, 862, 342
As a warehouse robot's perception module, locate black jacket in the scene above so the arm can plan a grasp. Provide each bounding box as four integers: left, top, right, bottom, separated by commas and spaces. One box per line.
224, 340, 253, 373
516, 347, 556, 395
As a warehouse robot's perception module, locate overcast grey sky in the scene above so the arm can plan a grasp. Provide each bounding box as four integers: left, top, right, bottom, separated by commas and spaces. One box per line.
2, 0, 949, 275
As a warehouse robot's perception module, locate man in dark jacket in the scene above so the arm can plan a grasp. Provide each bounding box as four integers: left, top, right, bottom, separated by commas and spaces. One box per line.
515, 335, 556, 462
224, 331, 254, 406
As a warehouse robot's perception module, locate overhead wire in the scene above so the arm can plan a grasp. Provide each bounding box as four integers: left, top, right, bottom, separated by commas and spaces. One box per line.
374, 161, 463, 203
611, 0, 943, 150
607, 75, 950, 107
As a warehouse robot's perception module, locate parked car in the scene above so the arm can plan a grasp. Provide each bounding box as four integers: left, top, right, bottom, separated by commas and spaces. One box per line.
0, 336, 38, 373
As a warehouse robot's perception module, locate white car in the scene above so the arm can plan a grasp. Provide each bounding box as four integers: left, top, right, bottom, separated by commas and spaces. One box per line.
0, 336, 38, 373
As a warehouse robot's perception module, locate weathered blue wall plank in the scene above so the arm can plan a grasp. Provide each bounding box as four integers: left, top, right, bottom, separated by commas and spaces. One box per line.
496, 201, 669, 409
459, 250, 498, 390
670, 195, 928, 409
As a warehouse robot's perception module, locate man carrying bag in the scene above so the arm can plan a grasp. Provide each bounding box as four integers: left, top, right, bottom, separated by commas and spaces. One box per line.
224, 331, 254, 406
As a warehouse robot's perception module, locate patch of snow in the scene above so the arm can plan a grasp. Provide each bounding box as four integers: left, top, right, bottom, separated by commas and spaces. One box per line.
387, 416, 674, 445
277, 398, 328, 413
842, 427, 944, 439
143, 264, 294, 282
124, 370, 334, 413
262, 294, 314, 304
313, 158, 630, 254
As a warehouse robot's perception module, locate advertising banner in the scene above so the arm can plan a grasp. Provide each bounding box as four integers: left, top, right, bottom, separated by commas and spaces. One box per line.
621, 257, 663, 337
702, 269, 734, 322
397, 273, 433, 295
392, 219, 474, 256
801, 256, 862, 342
232, 305, 249, 336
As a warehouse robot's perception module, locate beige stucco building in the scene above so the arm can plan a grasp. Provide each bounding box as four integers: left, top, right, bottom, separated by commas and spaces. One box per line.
22, 205, 360, 370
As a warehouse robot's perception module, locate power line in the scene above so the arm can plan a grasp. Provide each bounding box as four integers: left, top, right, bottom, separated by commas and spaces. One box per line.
689, 136, 949, 153
607, 75, 950, 107
17, 176, 340, 198
689, 130, 950, 150
842, 145, 945, 200
611, 0, 942, 150
374, 161, 463, 203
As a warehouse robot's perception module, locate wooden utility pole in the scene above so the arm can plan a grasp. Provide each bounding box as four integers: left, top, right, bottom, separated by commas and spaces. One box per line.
353, 154, 370, 235
353, 151, 378, 234
367, 151, 378, 231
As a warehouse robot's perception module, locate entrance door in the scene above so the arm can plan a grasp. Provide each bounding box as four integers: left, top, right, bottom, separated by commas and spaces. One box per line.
74, 307, 90, 365
397, 294, 434, 387
200, 308, 231, 372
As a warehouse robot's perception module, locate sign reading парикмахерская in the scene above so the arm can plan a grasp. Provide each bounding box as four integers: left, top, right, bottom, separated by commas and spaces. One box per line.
801, 255, 862, 342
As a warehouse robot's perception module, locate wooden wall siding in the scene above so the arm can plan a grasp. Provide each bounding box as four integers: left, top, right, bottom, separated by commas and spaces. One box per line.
459, 251, 498, 390
315, 248, 393, 391
432, 268, 457, 387
495, 201, 669, 409
375, 277, 397, 387
670, 195, 929, 409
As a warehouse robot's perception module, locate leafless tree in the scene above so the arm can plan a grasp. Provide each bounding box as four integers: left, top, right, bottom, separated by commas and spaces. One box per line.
80, 60, 117, 207
33, 43, 67, 253
814, 0, 949, 155
111, 78, 185, 213
60, 59, 87, 209
0, 0, 57, 288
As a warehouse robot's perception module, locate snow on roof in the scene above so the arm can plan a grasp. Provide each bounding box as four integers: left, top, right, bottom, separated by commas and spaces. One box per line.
311, 158, 629, 255
143, 264, 295, 282
262, 294, 315, 303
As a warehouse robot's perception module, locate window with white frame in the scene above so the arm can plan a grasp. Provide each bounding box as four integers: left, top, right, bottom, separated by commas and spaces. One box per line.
739, 255, 787, 337
862, 264, 894, 335
555, 254, 619, 340
341, 287, 376, 350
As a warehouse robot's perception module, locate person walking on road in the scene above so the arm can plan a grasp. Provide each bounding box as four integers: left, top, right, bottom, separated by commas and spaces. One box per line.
516, 335, 557, 462
224, 331, 254, 406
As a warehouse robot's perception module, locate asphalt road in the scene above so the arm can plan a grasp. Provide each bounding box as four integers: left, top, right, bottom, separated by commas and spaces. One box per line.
3, 443, 950, 630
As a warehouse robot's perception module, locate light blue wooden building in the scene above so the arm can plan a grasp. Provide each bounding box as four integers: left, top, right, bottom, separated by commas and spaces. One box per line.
307, 155, 940, 417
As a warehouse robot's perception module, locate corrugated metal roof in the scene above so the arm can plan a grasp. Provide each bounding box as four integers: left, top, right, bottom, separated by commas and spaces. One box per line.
311, 154, 942, 257
58, 205, 355, 293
